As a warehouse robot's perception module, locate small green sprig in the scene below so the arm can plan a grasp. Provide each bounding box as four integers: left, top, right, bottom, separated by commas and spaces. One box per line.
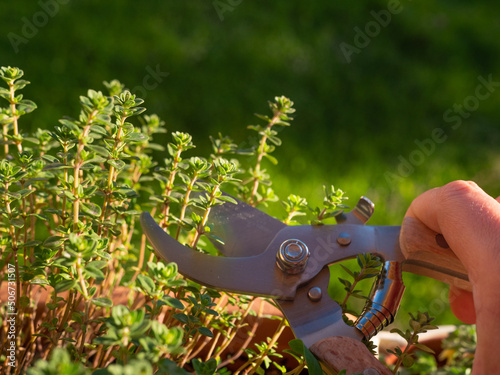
153, 131, 195, 229
97, 90, 146, 235
281, 186, 348, 225
388, 312, 438, 373
241, 95, 295, 206
237, 319, 287, 375
189, 158, 239, 250
0, 66, 37, 154
311, 185, 349, 225
27, 348, 90, 375
339, 253, 382, 317
95, 305, 184, 367
282, 194, 308, 225
175, 157, 212, 239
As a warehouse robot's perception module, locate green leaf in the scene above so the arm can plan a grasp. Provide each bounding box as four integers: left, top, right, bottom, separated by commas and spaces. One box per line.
88, 287, 97, 298
402, 354, 415, 368
18, 188, 33, 198
267, 135, 282, 146
83, 266, 105, 280
124, 132, 148, 142
88, 260, 108, 269
339, 264, 355, 278
43, 236, 66, 249
157, 359, 189, 375
43, 162, 70, 171
263, 153, 278, 165
390, 328, 405, 337
192, 358, 217, 375
89, 125, 108, 136
58, 118, 79, 132
82, 157, 106, 165
91, 297, 113, 308
173, 313, 189, 324
10, 218, 25, 228
46, 303, 58, 310
413, 343, 435, 354
196, 326, 213, 338
87, 144, 110, 157
217, 195, 238, 204
338, 278, 352, 289
31, 278, 49, 285
54, 279, 77, 293
30, 213, 49, 221
63, 190, 76, 201
137, 274, 156, 295
160, 296, 185, 310
80, 202, 102, 217
288, 339, 323, 375
19, 240, 42, 248
18, 295, 30, 308
107, 159, 126, 170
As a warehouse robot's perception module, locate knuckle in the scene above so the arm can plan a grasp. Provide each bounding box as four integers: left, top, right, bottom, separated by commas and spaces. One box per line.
440, 180, 481, 201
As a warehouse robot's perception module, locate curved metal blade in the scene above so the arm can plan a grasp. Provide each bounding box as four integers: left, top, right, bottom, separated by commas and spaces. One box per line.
208, 194, 286, 257
140, 212, 297, 299
277, 267, 362, 348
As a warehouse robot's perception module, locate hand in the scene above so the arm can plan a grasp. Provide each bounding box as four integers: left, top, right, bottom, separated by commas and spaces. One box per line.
405, 180, 500, 374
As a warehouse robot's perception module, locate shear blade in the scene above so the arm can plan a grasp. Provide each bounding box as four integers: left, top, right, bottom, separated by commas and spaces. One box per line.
208, 194, 286, 257
140, 211, 295, 298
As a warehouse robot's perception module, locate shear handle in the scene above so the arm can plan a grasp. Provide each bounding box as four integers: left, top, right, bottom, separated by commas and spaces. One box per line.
400, 217, 471, 292
311, 337, 393, 375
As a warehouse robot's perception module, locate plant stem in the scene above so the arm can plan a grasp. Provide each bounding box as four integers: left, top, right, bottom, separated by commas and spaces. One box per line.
61, 146, 69, 226
190, 185, 220, 249
160, 147, 183, 228
73, 110, 98, 231
3, 181, 20, 312
2, 122, 8, 155
8, 82, 22, 153
175, 172, 198, 239
97, 117, 125, 236
79, 301, 90, 358
317, 207, 327, 222
340, 278, 362, 311
391, 331, 420, 374
213, 296, 257, 359
76, 255, 89, 299
247, 319, 287, 375
223, 301, 264, 372
248, 114, 280, 205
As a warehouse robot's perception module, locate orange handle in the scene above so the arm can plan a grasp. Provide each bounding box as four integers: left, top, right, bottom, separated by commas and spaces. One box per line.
400, 217, 471, 291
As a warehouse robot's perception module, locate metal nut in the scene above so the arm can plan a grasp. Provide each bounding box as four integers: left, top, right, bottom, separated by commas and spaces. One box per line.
276, 239, 309, 274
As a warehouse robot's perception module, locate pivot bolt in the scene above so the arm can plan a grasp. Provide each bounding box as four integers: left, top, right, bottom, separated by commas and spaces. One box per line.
276, 239, 309, 274
308, 287, 322, 302
337, 232, 351, 246
362, 368, 380, 375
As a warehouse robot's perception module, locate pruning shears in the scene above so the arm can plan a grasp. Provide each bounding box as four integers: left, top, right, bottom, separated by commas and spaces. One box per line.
140, 196, 470, 374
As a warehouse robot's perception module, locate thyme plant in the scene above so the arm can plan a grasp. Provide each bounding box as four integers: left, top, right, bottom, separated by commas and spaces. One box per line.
0, 66, 329, 375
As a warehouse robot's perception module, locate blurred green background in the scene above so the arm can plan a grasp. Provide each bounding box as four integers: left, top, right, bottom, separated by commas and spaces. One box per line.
3, 0, 500, 326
